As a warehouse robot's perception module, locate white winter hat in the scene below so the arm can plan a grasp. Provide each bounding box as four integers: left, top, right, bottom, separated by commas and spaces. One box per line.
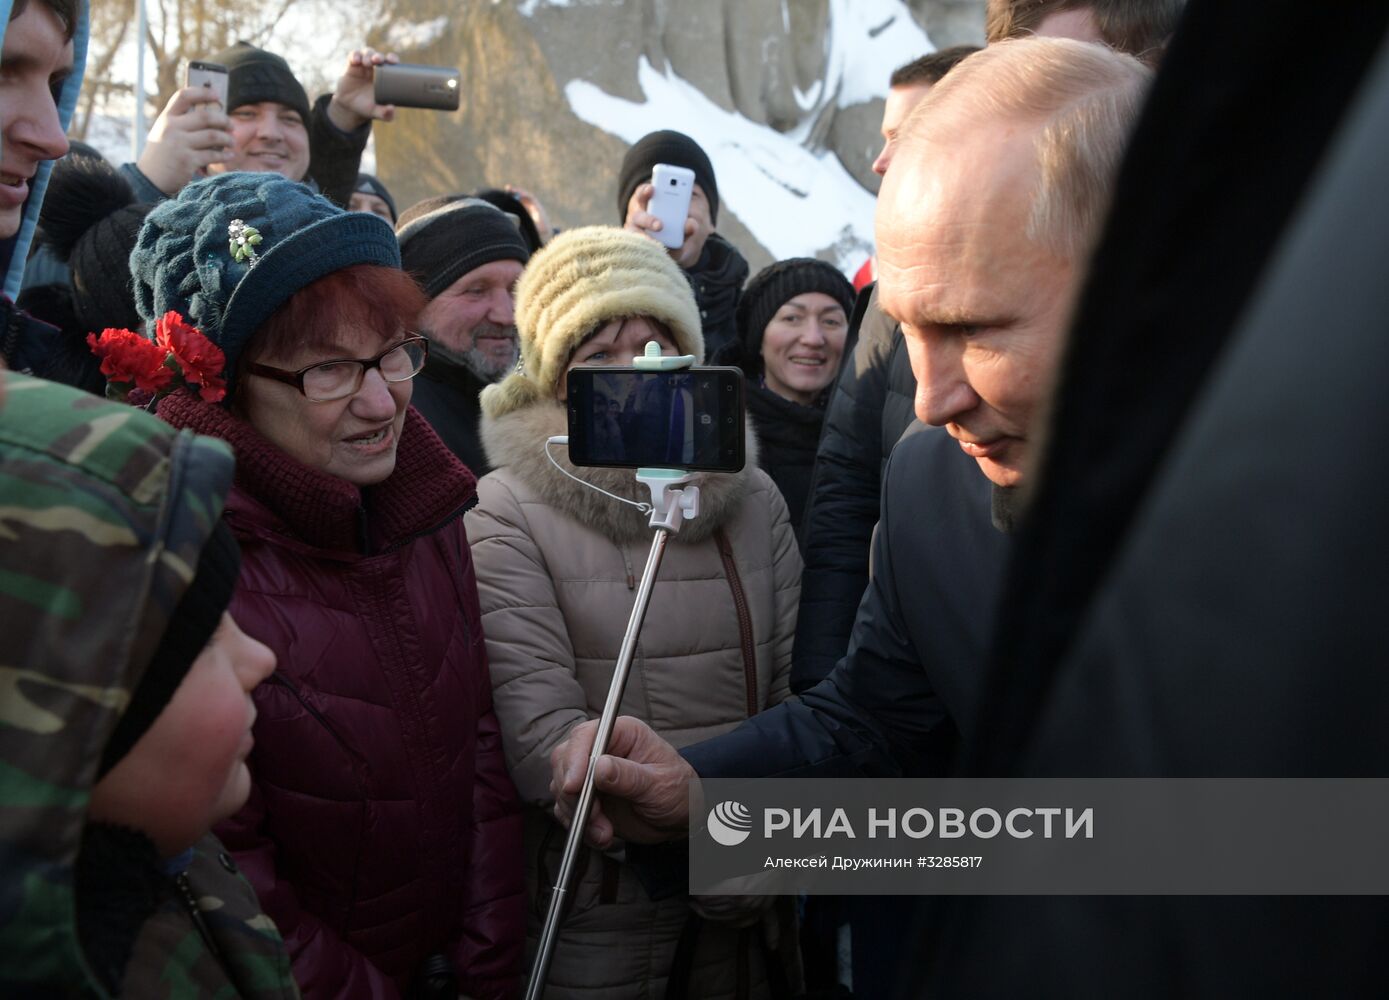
480, 225, 704, 419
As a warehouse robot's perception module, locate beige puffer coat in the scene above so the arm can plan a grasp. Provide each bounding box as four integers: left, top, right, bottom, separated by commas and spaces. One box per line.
469, 400, 801, 1000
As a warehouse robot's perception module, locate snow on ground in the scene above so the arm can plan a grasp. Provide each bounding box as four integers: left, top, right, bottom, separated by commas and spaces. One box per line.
829, 0, 936, 107
517, 0, 578, 17
564, 1, 933, 273
380, 16, 450, 52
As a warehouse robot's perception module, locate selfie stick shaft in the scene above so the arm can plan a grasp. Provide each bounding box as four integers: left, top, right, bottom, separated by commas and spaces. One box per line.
526, 522, 676, 1000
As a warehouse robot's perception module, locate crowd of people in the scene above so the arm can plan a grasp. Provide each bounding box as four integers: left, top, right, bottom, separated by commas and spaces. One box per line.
4, 0, 1388, 997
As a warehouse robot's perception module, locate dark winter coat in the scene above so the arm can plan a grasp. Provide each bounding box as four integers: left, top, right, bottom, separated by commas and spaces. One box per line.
159, 391, 525, 1000
682, 426, 1010, 782
409, 354, 492, 476
120, 94, 369, 208
925, 4, 1389, 998
791, 282, 919, 691
744, 380, 827, 542
688, 234, 750, 358
0, 292, 63, 379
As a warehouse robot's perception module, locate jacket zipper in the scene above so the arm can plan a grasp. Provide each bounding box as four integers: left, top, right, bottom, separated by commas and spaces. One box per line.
381, 493, 478, 554
269, 672, 370, 772
175, 871, 235, 980
714, 529, 759, 717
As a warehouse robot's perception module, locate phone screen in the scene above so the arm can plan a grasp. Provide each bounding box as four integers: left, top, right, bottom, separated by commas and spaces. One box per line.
567, 367, 745, 472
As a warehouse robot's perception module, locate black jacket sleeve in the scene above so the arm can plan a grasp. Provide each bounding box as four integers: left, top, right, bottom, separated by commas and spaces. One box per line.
1, 295, 60, 379
684, 439, 949, 781
307, 94, 370, 208
790, 283, 901, 692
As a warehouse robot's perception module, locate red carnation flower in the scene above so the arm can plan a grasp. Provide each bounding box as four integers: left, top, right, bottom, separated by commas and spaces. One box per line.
155, 311, 227, 403
86, 328, 174, 394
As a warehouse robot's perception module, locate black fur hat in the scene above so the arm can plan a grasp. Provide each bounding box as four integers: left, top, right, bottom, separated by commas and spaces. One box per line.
38, 156, 152, 337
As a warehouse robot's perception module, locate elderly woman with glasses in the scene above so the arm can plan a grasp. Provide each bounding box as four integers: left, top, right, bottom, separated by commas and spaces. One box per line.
131, 174, 524, 1000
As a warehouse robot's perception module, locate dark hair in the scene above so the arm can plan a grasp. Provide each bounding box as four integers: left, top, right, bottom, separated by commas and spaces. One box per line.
473, 188, 545, 254
8, 0, 78, 39
567, 316, 673, 368
985, 0, 1184, 63
243, 265, 429, 370
889, 45, 982, 88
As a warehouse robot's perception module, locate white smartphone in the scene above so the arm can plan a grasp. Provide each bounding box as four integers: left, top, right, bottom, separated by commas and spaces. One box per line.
186, 60, 229, 109
649, 163, 696, 250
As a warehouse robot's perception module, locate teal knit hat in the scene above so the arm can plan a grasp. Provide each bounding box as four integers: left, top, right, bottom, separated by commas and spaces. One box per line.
129, 172, 402, 393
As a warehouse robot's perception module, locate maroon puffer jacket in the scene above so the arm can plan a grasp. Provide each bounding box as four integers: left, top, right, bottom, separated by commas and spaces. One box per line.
160, 391, 524, 999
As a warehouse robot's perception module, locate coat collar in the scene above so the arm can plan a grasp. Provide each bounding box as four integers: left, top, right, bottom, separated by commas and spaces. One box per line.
159, 389, 476, 554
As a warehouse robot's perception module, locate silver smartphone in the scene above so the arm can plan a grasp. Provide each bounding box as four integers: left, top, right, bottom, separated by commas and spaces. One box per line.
186, 60, 229, 108
649, 163, 696, 250
374, 63, 461, 111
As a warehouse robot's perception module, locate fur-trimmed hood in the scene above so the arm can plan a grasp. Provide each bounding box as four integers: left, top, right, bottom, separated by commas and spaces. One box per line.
479, 399, 759, 545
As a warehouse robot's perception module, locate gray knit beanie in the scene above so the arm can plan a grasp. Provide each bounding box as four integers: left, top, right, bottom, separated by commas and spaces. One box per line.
129, 172, 401, 392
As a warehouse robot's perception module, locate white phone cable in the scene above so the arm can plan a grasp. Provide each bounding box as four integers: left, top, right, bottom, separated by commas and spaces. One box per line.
544, 436, 653, 514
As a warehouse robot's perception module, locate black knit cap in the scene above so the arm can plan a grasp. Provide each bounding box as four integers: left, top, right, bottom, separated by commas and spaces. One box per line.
98, 521, 242, 777
731, 258, 856, 376
354, 173, 397, 222
396, 196, 531, 299
616, 130, 719, 225
212, 41, 311, 124
37, 155, 153, 336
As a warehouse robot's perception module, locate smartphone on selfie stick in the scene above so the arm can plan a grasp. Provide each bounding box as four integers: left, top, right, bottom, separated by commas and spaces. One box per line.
648, 163, 696, 250
529, 344, 734, 1000
566, 366, 745, 473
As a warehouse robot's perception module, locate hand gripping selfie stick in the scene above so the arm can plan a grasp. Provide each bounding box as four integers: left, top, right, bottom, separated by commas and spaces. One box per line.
526, 343, 701, 1000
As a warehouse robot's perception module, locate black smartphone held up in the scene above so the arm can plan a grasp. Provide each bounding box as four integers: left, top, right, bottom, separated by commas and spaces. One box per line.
373, 63, 461, 111
567, 367, 745, 472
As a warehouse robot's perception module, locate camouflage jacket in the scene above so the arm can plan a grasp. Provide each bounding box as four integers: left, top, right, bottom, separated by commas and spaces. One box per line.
0, 373, 298, 998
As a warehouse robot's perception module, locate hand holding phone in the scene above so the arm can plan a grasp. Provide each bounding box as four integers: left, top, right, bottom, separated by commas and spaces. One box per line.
186, 60, 229, 109
647, 164, 696, 251
137, 66, 233, 196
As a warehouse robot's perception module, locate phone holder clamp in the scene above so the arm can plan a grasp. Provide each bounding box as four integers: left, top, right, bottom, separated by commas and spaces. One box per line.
631, 341, 701, 533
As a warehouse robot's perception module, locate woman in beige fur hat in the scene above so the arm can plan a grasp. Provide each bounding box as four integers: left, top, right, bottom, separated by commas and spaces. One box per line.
470, 226, 802, 998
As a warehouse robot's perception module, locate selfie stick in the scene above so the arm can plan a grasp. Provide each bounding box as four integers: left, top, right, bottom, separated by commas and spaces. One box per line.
526, 343, 701, 1000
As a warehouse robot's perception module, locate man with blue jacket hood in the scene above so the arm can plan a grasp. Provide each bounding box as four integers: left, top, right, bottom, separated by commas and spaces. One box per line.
0, 0, 85, 377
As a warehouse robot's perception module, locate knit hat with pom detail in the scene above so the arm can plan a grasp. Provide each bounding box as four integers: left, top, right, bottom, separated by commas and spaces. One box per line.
129, 172, 400, 394
481, 226, 704, 420
36, 155, 153, 338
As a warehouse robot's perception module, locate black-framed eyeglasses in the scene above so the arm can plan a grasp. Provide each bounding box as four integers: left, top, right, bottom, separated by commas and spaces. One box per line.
245, 335, 430, 402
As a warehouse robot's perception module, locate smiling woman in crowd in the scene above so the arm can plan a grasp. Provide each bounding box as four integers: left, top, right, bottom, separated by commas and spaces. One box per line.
718, 258, 856, 541
128, 172, 523, 1000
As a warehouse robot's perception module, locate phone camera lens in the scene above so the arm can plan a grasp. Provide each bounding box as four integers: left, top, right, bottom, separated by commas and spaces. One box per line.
670, 178, 677, 186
